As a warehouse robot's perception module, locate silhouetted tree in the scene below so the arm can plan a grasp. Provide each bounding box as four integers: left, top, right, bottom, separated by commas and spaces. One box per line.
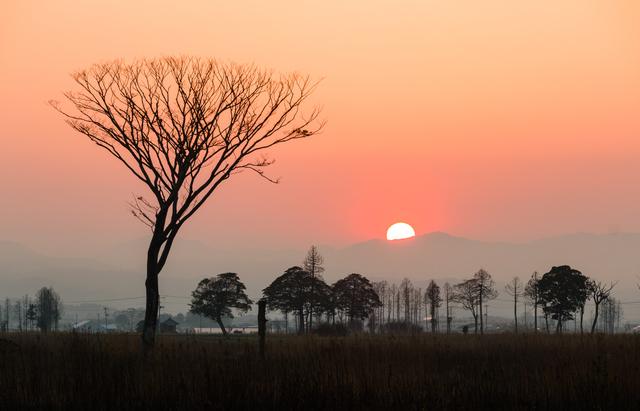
425, 280, 441, 333
524, 272, 540, 332
587, 280, 616, 334
474, 269, 497, 334
35, 287, 62, 332
190, 273, 252, 335
444, 282, 454, 333
505, 276, 522, 333
600, 297, 622, 334
332, 273, 382, 327
263, 266, 330, 334
314, 280, 336, 324
303, 245, 325, 330
453, 279, 480, 333
52, 57, 321, 348
399, 278, 413, 322
21, 295, 30, 330
537, 266, 589, 333
371, 281, 388, 331
26, 304, 37, 330
12, 301, 23, 332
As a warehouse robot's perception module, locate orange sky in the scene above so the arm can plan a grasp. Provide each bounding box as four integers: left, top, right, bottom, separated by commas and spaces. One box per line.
1, 0, 640, 254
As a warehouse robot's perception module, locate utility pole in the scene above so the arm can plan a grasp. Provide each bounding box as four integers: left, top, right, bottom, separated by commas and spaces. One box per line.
258, 300, 267, 360
157, 297, 164, 335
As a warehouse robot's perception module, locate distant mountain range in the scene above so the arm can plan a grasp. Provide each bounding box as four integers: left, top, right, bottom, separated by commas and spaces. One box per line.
2, 232, 640, 316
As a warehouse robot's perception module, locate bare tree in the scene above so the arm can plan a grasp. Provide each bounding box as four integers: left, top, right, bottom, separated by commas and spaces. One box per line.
52, 57, 321, 348
12, 301, 23, 332
588, 280, 616, 334
474, 269, 498, 334
453, 279, 480, 333
371, 281, 388, 332
504, 277, 522, 333
425, 280, 442, 333
600, 297, 622, 334
399, 278, 413, 322
524, 272, 540, 332
444, 282, 454, 333
303, 245, 325, 330
389, 283, 397, 322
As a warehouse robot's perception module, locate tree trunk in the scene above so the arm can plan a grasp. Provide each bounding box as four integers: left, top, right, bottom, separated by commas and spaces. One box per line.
216, 316, 227, 335
544, 312, 549, 333
258, 301, 266, 360
479, 295, 484, 335
513, 294, 518, 334
142, 261, 160, 350
580, 305, 584, 334
431, 306, 437, 333
141, 229, 171, 350
591, 303, 600, 334
556, 319, 562, 334
474, 313, 478, 334
446, 298, 450, 334
533, 301, 538, 333
425, 305, 429, 331
298, 308, 305, 335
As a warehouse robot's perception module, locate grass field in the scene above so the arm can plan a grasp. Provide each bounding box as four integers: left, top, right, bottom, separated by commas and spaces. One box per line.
1, 332, 639, 410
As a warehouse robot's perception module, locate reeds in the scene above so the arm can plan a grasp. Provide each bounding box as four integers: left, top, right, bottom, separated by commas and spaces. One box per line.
1, 333, 638, 410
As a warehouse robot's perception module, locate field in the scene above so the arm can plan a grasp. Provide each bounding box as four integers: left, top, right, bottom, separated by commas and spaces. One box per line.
1, 333, 639, 410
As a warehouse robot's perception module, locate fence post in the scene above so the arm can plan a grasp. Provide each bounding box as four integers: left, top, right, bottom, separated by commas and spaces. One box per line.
258, 300, 267, 360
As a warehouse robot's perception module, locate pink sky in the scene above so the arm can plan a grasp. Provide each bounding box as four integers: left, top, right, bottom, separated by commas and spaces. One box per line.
1, 0, 640, 254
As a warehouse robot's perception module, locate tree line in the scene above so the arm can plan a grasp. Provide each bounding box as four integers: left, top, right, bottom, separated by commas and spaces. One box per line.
0, 287, 62, 332
188, 246, 621, 335
1, 256, 622, 337
190, 246, 382, 335
371, 266, 621, 335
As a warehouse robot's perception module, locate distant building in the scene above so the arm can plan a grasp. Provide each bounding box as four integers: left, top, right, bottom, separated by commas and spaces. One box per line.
160, 318, 178, 333
72, 320, 93, 332
72, 320, 118, 333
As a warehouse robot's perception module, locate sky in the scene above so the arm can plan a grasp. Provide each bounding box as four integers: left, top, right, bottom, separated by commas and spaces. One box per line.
1, 0, 640, 255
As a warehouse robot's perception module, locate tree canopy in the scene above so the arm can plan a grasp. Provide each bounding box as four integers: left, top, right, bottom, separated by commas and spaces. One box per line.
538, 265, 589, 332
190, 272, 252, 335
332, 273, 382, 323
262, 266, 332, 334
35, 287, 62, 332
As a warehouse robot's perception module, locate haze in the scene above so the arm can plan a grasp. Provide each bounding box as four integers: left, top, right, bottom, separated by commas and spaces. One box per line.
1, 1, 640, 254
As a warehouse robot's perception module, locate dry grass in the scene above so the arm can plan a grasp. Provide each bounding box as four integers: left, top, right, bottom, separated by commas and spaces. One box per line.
1, 333, 639, 410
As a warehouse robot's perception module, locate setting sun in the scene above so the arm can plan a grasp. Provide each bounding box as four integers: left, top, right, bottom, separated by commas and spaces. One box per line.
386, 222, 416, 241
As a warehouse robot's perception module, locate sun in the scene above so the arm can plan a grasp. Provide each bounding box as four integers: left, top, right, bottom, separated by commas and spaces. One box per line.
386, 222, 416, 241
